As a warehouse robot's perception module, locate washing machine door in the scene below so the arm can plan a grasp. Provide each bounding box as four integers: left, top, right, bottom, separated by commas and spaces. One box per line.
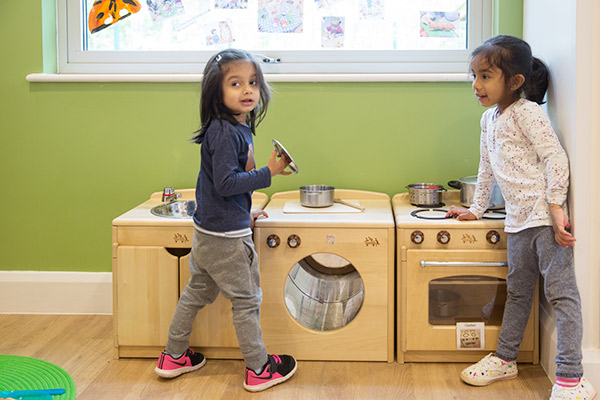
284, 253, 364, 331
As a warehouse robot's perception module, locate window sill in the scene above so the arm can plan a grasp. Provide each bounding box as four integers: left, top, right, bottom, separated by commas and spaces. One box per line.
26, 73, 470, 83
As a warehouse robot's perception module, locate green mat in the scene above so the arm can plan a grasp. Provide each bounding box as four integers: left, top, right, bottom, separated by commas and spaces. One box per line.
0, 355, 75, 399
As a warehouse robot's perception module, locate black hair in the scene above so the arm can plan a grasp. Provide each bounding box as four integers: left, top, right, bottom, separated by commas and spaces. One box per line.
191, 49, 271, 144
471, 35, 549, 104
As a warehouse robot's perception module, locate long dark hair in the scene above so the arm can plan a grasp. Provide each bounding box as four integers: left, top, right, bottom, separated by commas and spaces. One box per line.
192, 49, 271, 144
471, 35, 549, 104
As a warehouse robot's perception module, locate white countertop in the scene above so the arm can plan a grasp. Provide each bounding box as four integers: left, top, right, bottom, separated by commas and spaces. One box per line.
112, 190, 268, 227
255, 189, 394, 228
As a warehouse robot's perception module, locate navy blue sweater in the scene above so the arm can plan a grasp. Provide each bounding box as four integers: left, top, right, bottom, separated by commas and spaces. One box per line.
193, 120, 271, 232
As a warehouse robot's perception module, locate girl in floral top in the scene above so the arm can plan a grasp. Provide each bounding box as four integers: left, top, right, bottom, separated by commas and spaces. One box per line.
446, 35, 597, 400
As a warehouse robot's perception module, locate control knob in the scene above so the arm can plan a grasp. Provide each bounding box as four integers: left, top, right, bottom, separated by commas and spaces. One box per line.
266, 234, 280, 248
487, 230, 501, 245
437, 230, 451, 245
287, 234, 301, 248
411, 231, 424, 244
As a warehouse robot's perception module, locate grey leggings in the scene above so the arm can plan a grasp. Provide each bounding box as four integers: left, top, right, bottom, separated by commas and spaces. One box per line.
495, 226, 583, 378
165, 229, 268, 371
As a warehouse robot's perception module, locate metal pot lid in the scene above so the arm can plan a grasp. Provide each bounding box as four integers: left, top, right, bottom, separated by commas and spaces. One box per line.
273, 139, 299, 174
459, 175, 478, 184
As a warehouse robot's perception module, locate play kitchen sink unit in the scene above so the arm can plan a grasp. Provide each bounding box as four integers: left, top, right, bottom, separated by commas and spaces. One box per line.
111, 189, 268, 359
393, 189, 538, 363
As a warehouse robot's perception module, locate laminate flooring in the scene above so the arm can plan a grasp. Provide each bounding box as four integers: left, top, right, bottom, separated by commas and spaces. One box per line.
0, 315, 552, 399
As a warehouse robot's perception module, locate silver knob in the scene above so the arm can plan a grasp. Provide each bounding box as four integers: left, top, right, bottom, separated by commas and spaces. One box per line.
287, 234, 301, 248
267, 234, 280, 248
437, 230, 451, 245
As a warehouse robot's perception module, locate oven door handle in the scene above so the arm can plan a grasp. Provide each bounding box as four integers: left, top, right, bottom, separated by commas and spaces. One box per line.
420, 261, 508, 268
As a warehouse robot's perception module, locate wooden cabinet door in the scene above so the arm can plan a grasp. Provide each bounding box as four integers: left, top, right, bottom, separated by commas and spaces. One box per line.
179, 254, 239, 350
116, 246, 179, 346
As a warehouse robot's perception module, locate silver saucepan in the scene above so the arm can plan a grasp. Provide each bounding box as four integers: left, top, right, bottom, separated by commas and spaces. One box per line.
447, 175, 505, 210
405, 183, 447, 207
299, 185, 365, 211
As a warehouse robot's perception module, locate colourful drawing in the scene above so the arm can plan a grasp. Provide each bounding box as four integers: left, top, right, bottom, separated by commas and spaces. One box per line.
314, 0, 342, 8
258, 0, 304, 34
205, 20, 235, 45
321, 16, 344, 48
215, 0, 248, 9
359, 0, 383, 20
146, 0, 185, 23
88, 0, 142, 34
420, 11, 461, 38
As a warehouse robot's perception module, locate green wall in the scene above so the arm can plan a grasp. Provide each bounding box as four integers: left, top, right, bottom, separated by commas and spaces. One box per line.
0, 1, 522, 273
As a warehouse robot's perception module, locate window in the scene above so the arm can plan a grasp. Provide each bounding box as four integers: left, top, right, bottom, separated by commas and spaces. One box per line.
57, 0, 492, 76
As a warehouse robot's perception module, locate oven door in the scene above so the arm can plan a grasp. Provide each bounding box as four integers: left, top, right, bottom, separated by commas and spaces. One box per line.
401, 249, 538, 362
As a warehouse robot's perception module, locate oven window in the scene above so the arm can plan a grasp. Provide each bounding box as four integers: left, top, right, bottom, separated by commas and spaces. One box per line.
284, 253, 364, 331
429, 276, 506, 326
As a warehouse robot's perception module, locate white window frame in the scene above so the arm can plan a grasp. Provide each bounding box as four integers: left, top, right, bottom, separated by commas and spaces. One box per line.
55, 0, 493, 77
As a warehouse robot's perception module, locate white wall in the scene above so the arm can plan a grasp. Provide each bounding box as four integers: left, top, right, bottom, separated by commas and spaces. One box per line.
524, 0, 600, 386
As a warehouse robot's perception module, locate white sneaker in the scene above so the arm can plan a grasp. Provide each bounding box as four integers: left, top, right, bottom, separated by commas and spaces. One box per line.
550, 377, 598, 400
460, 353, 518, 386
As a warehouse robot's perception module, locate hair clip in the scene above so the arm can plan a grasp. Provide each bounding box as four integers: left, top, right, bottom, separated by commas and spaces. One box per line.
215, 54, 222, 64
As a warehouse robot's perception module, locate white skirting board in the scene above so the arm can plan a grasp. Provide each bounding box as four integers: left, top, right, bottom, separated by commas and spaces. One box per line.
0, 271, 112, 315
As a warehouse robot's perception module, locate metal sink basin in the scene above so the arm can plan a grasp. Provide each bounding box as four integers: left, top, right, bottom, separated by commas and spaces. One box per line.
151, 200, 196, 219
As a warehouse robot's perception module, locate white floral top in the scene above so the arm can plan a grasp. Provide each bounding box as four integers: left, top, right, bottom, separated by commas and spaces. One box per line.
468, 98, 570, 233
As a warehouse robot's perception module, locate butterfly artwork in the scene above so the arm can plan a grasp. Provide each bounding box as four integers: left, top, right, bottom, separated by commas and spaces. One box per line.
88, 0, 142, 34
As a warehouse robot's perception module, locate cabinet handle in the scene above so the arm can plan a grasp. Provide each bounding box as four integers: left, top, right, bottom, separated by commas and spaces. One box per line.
419, 261, 508, 268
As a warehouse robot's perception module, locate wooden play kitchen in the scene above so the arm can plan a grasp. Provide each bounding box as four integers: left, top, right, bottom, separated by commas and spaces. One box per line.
111, 189, 268, 359
393, 190, 539, 363
112, 188, 539, 364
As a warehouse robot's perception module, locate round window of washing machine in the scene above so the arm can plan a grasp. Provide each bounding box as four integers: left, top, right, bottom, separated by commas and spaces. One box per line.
283, 253, 365, 331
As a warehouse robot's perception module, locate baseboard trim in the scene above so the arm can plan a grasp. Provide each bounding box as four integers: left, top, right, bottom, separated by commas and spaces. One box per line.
0, 271, 112, 315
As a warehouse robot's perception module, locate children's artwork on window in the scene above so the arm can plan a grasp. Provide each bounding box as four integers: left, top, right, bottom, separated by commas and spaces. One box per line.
88, 0, 142, 33
420, 11, 460, 38
314, 0, 342, 9
215, 0, 248, 9
258, 0, 304, 33
205, 20, 235, 45
359, 0, 383, 20
173, 8, 210, 32
321, 16, 344, 48
146, 0, 185, 23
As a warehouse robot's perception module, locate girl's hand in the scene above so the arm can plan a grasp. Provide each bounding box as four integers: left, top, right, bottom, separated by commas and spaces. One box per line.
445, 205, 477, 221
267, 149, 292, 177
251, 209, 268, 230
549, 204, 576, 247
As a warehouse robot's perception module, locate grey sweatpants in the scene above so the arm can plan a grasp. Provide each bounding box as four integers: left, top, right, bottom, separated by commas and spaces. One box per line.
165, 229, 268, 371
495, 226, 583, 378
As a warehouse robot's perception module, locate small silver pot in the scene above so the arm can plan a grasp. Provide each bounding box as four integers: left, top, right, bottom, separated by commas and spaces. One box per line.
405, 183, 446, 207
448, 176, 505, 210
299, 185, 335, 208
299, 185, 365, 210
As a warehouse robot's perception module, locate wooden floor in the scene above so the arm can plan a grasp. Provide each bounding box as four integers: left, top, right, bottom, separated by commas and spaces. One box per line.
0, 314, 552, 399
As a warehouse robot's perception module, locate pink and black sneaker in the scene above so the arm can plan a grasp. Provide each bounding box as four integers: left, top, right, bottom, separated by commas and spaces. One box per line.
155, 348, 206, 378
244, 354, 297, 392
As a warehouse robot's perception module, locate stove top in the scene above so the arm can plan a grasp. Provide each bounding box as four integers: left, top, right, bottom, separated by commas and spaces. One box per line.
393, 191, 506, 229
